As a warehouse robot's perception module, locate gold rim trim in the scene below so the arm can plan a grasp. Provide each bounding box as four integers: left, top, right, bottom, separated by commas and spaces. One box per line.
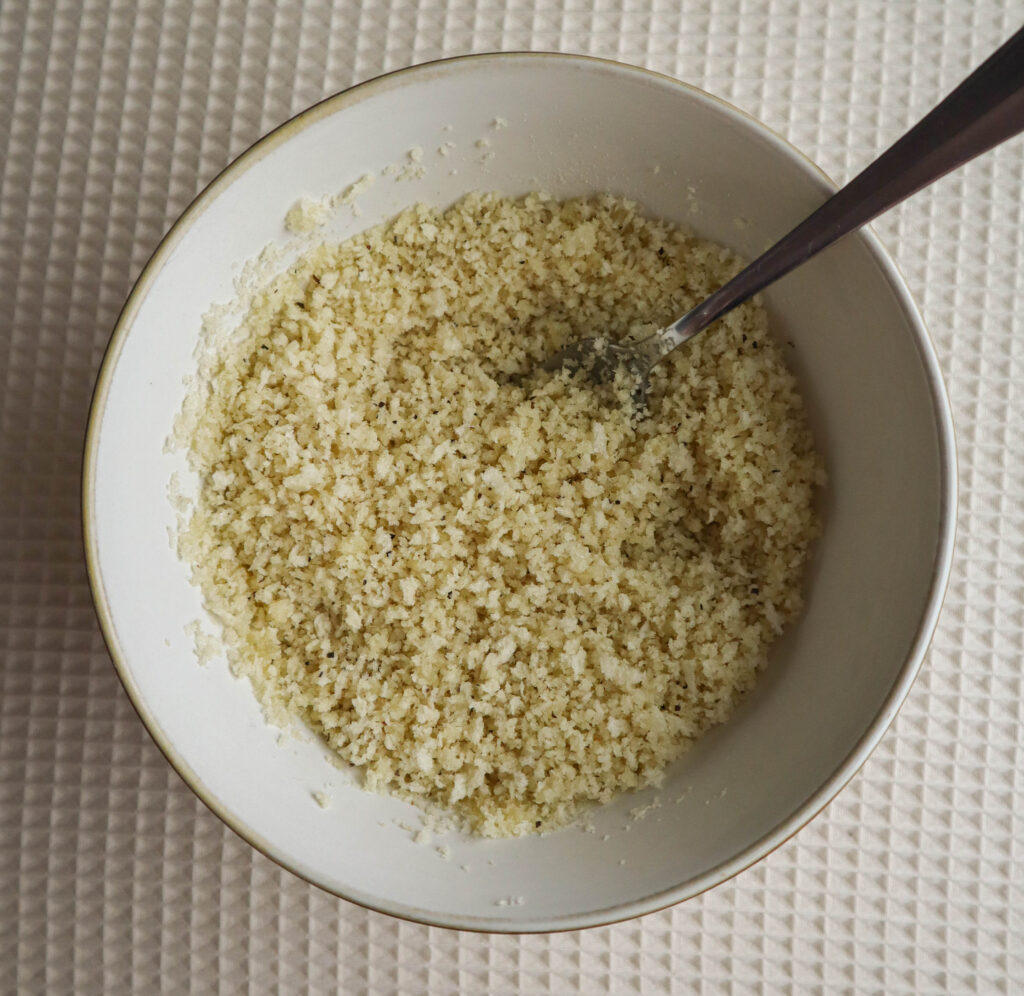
82, 50, 958, 934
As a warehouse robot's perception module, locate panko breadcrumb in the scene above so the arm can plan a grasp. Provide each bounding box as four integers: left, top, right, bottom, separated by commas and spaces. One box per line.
175, 192, 823, 837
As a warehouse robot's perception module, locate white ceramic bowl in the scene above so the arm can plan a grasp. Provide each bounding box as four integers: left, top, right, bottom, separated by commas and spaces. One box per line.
84, 53, 956, 932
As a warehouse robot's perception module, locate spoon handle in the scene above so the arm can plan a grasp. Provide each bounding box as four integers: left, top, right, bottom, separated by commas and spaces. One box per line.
654, 23, 1024, 358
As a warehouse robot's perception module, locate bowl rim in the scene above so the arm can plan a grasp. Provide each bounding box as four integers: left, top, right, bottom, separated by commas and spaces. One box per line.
81, 50, 958, 933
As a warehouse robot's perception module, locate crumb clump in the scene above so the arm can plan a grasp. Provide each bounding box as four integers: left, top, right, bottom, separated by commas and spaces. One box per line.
339, 173, 375, 207
175, 192, 823, 838
285, 196, 331, 234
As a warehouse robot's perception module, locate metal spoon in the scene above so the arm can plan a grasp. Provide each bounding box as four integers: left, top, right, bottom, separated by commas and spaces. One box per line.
543, 24, 1024, 407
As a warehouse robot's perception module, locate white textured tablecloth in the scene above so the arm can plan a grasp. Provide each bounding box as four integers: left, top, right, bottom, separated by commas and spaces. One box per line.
3, 0, 1023, 991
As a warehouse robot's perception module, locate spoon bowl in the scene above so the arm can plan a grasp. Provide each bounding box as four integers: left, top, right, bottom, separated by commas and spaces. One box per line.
540, 335, 654, 409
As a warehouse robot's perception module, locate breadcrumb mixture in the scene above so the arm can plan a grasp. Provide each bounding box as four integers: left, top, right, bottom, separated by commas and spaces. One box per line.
175, 192, 823, 837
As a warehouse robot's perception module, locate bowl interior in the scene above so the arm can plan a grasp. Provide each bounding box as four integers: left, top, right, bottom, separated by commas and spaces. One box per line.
85, 54, 954, 931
